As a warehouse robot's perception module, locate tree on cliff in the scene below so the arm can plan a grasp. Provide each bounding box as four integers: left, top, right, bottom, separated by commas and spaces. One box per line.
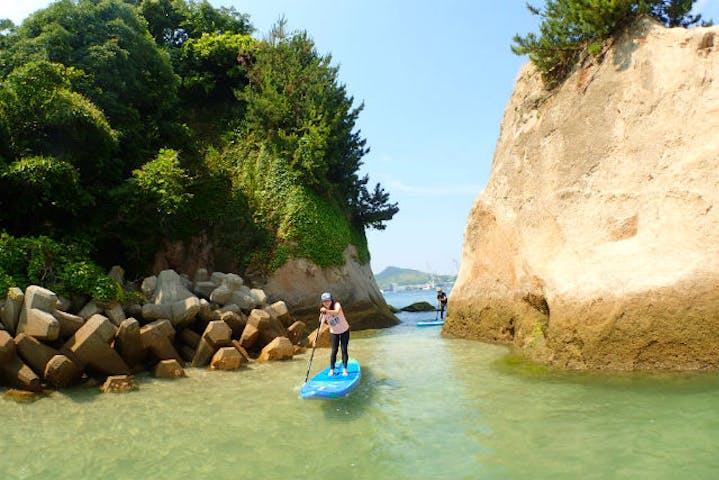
0, 0, 398, 296
512, 0, 708, 88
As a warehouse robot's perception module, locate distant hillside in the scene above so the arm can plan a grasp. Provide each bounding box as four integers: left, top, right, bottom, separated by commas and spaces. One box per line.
375, 266, 455, 290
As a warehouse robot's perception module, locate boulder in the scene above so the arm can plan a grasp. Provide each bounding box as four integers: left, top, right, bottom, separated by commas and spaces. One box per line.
238, 323, 259, 350
78, 300, 102, 320
258, 336, 294, 362
140, 319, 183, 364
265, 301, 295, 329
180, 273, 193, 290
115, 318, 143, 369
0, 330, 16, 364
141, 303, 173, 321
262, 245, 399, 330
250, 288, 267, 308
201, 320, 232, 349
223, 273, 244, 290
1, 287, 24, 334
248, 308, 287, 347
1, 356, 42, 392
191, 320, 232, 367
15, 333, 82, 387
194, 268, 210, 283
141, 275, 157, 299
210, 347, 243, 370
57, 296, 72, 313
108, 265, 125, 284
154, 269, 194, 303
153, 359, 186, 378
307, 323, 332, 348
219, 311, 247, 339
209, 272, 227, 285
230, 287, 256, 311
53, 310, 84, 338
179, 345, 195, 363
100, 375, 137, 393
287, 321, 306, 345
143, 289, 200, 328
104, 302, 126, 326
198, 299, 214, 323
231, 340, 252, 363
193, 281, 216, 299
17, 286, 60, 341
401, 301, 435, 312
62, 314, 130, 375
22, 285, 58, 312
209, 284, 232, 305
18, 308, 60, 341
180, 328, 201, 349
170, 296, 201, 328
0, 336, 42, 392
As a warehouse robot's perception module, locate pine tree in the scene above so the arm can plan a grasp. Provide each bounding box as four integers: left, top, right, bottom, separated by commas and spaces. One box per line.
512, 0, 705, 88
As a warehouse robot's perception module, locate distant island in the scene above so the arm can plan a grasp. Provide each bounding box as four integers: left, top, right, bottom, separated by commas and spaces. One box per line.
374, 266, 456, 292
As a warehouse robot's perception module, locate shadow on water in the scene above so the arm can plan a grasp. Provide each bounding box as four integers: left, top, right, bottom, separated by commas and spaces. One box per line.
492, 351, 719, 395
319, 366, 383, 422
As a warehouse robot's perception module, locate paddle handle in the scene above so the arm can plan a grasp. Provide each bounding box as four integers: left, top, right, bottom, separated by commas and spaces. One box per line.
304, 314, 322, 383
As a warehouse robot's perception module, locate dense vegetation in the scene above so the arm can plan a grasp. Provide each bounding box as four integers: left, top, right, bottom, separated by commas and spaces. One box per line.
0, 0, 398, 299
513, 0, 709, 87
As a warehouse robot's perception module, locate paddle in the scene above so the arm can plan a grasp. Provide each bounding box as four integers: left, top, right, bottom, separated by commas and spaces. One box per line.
435, 301, 440, 321
304, 314, 322, 384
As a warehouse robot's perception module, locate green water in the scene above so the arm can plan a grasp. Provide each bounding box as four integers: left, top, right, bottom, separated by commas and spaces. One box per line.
3, 322, 719, 479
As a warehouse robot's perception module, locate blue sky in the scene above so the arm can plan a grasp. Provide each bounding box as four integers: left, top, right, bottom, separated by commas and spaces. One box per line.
4, 1, 719, 275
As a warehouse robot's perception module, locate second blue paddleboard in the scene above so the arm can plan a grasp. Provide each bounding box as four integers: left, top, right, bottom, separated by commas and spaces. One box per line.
417, 320, 445, 327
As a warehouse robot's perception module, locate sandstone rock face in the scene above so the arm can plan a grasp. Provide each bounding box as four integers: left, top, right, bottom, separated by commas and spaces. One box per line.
446, 20, 719, 370
262, 246, 398, 330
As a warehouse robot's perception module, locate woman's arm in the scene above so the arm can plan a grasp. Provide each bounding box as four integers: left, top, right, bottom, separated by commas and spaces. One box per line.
321, 303, 342, 315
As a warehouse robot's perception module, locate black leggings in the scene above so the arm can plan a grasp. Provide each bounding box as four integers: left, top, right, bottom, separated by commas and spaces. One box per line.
330, 330, 350, 369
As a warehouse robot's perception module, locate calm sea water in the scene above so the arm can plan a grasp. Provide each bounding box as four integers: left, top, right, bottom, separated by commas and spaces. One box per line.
3, 289, 719, 479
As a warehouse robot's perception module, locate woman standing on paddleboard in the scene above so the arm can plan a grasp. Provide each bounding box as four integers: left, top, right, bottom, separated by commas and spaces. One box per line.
315, 292, 351, 376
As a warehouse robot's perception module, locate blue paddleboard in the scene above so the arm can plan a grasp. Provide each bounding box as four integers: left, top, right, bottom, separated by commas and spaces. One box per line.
300, 358, 361, 399
417, 320, 445, 327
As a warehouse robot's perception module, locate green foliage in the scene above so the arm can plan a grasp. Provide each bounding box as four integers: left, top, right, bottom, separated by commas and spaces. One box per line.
0, 233, 121, 301
132, 148, 193, 217
0, 156, 93, 234
177, 32, 254, 100
6, 0, 181, 163
0, 0, 397, 282
513, 0, 705, 88
0, 60, 118, 180
140, 0, 252, 48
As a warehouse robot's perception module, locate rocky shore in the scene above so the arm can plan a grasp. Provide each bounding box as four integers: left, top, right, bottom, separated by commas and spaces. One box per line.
0, 268, 335, 397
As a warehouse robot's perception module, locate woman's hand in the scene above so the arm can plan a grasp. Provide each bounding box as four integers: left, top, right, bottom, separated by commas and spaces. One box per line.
320, 307, 327, 313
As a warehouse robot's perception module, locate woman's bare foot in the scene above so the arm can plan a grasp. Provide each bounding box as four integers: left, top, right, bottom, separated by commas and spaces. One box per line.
342, 369, 349, 376
328, 369, 335, 376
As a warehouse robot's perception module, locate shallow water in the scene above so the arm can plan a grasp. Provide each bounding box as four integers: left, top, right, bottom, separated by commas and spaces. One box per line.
3, 290, 719, 479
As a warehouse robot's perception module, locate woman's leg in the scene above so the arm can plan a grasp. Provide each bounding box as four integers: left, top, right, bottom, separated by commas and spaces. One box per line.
329, 333, 340, 373
340, 330, 350, 369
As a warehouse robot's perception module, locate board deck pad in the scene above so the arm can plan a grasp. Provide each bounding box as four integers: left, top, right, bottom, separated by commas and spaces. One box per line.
300, 358, 361, 399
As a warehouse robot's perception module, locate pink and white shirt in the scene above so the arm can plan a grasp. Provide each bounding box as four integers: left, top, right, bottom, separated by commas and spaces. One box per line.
321, 302, 350, 334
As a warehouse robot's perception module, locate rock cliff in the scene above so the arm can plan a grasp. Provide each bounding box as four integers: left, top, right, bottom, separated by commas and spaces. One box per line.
263, 246, 398, 330
445, 19, 719, 370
